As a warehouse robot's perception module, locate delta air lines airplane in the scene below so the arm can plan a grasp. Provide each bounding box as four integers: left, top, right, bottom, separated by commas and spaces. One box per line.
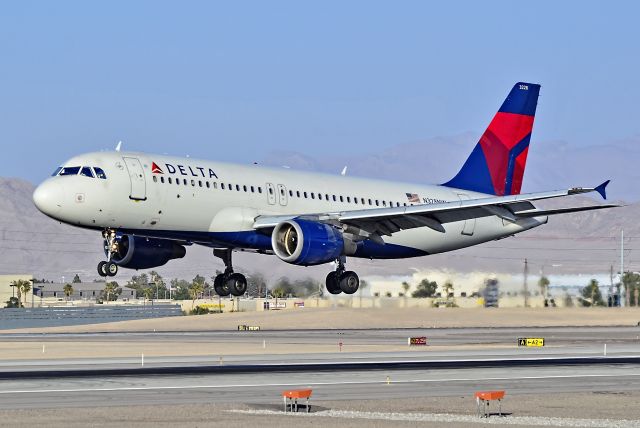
33, 83, 616, 297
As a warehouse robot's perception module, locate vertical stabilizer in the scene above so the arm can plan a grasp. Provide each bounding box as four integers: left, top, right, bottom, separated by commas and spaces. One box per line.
443, 82, 541, 196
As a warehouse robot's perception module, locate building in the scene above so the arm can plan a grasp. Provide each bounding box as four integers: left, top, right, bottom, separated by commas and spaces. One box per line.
33, 282, 136, 302
0, 274, 34, 307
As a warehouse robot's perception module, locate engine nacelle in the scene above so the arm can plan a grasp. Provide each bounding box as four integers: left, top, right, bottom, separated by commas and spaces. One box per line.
271, 219, 344, 266
107, 235, 186, 270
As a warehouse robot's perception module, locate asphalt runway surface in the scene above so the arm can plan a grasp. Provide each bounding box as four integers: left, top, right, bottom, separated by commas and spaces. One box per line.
1, 326, 639, 413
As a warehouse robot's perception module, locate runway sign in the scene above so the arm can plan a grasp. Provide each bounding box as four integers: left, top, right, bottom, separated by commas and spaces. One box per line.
518, 337, 544, 347
408, 336, 427, 346
238, 325, 261, 331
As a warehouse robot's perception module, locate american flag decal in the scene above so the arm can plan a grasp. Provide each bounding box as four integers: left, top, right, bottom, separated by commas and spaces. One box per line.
406, 193, 420, 203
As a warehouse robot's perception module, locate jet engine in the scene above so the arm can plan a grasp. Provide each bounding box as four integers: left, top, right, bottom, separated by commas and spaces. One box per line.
107, 235, 186, 269
271, 219, 345, 266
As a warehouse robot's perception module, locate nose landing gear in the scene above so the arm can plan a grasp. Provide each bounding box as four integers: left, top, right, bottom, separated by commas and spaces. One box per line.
212, 249, 247, 297
325, 257, 360, 295
97, 229, 119, 277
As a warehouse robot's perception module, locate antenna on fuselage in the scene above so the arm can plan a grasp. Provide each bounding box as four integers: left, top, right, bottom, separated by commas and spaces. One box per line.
341, 166, 347, 176
115, 141, 122, 152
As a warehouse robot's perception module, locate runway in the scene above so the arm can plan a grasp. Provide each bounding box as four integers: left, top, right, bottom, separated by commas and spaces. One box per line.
0, 326, 639, 413
0, 364, 639, 410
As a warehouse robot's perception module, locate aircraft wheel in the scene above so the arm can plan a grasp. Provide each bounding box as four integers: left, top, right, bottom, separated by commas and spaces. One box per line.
105, 262, 118, 277
325, 271, 341, 294
214, 274, 231, 297
97, 261, 108, 277
227, 273, 247, 297
339, 271, 359, 294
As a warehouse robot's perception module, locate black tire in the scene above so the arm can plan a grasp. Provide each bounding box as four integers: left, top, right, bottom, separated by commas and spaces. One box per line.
339, 271, 359, 294
326, 271, 341, 294
214, 274, 230, 297
227, 273, 247, 297
97, 261, 108, 277
106, 262, 118, 277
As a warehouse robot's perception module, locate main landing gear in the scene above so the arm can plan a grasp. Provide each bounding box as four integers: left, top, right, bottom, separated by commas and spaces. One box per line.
98, 229, 119, 277
325, 257, 360, 295
213, 249, 247, 297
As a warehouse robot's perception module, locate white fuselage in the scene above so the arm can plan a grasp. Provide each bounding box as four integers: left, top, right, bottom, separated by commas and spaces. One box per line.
33, 151, 545, 260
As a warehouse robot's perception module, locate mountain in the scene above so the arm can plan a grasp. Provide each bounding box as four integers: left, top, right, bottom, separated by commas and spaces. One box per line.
0, 175, 632, 286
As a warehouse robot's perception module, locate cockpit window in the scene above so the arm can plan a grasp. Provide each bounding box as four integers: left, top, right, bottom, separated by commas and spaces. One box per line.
59, 166, 81, 176
93, 167, 107, 179
80, 166, 95, 178
51, 167, 62, 177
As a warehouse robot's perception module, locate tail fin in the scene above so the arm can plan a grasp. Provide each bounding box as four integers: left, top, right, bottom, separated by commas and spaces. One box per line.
443, 82, 541, 196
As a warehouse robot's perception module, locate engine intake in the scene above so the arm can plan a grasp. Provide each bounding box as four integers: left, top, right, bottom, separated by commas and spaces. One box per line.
271, 219, 344, 266
107, 235, 186, 270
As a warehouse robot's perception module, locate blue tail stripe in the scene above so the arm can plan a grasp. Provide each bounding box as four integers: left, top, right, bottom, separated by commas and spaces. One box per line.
504, 133, 531, 195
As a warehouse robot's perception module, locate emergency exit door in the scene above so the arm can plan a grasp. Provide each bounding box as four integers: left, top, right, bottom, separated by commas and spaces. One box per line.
123, 157, 147, 201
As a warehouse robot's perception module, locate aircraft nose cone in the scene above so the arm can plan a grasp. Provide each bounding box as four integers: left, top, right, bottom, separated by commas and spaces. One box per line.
33, 180, 63, 216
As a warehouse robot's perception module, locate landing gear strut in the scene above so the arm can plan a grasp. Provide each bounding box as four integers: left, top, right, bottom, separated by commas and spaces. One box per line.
213, 249, 247, 297
325, 257, 359, 295
97, 229, 119, 277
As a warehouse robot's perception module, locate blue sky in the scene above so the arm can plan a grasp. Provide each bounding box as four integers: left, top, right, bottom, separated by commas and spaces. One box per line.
2, 0, 639, 185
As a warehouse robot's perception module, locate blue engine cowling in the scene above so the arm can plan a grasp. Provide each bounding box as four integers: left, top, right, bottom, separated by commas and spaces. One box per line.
107, 235, 186, 270
271, 219, 344, 266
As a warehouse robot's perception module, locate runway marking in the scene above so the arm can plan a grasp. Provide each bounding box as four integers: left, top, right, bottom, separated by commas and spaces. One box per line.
229, 409, 640, 427
1, 372, 640, 395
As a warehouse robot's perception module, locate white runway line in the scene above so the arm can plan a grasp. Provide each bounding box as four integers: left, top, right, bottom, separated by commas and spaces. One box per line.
1, 372, 640, 395
229, 409, 640, 428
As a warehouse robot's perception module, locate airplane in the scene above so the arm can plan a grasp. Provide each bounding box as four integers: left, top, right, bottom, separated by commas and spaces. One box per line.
32, 82, 617, 297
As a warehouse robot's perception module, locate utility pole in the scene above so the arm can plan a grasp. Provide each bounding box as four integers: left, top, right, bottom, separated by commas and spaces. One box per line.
622, 230, 628, 307
523, 258, 529, 308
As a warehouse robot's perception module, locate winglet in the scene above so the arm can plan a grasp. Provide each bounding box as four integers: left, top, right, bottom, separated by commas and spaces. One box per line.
594, 180, 610, 200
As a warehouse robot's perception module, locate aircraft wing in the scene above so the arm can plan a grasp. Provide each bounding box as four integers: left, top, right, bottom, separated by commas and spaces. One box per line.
253, 181, 617, 241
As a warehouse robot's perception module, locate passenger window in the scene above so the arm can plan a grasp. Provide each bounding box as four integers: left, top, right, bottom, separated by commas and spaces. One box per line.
80, 166, 95, 178
383, 201, 387, 207
183, 179, 187, 185
221, 183, 225, 189
153, 176, 157, 183
51, 167, 62, 177
258, 187, 262, 193
236, 184, 240, 191
311, 193, 315, 199
269, 187, 274, 195
214, 182, 218, 189
59, 166, 81, 176
198, 180, 202, 187
289, 190, 293, 197
206, 181, 210, 188
176, 178, 180, 185
361, 198, 365, 204
346, 197, 351, 203
375, 200, 379, 206
332, 195, 336, 201
340, 196, 344, 202
244, 185, 247, 192
251, 186, 255, 193
161, 177, 165, 184
325, 194, 329, 200
296, 191, 301, 197
304, 192, 308, 198
191, 180, 195, 186
229, 184, 233, 191
368, 199, 372, 205
168, 177, 173, 184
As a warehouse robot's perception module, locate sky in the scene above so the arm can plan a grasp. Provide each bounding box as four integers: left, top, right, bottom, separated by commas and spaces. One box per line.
2, 1, 640, 187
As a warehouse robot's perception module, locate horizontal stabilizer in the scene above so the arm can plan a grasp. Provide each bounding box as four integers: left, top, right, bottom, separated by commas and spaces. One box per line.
514, 204, 619, 218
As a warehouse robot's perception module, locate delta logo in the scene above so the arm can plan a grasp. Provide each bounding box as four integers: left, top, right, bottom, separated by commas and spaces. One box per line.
151, 161, 219, 179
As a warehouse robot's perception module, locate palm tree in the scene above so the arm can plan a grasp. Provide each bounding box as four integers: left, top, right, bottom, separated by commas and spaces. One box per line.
189, 280, 205, 310
538, 276, 550, 305
401, 281, 410, 307
63, 283, 74, 301
141, 287, 154, 306
12, 280, 32, 308
103, 281, 119, 302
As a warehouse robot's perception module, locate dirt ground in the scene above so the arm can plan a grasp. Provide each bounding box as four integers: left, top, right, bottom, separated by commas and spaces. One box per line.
4, 307, 640, 334
1, 392, 638, 428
